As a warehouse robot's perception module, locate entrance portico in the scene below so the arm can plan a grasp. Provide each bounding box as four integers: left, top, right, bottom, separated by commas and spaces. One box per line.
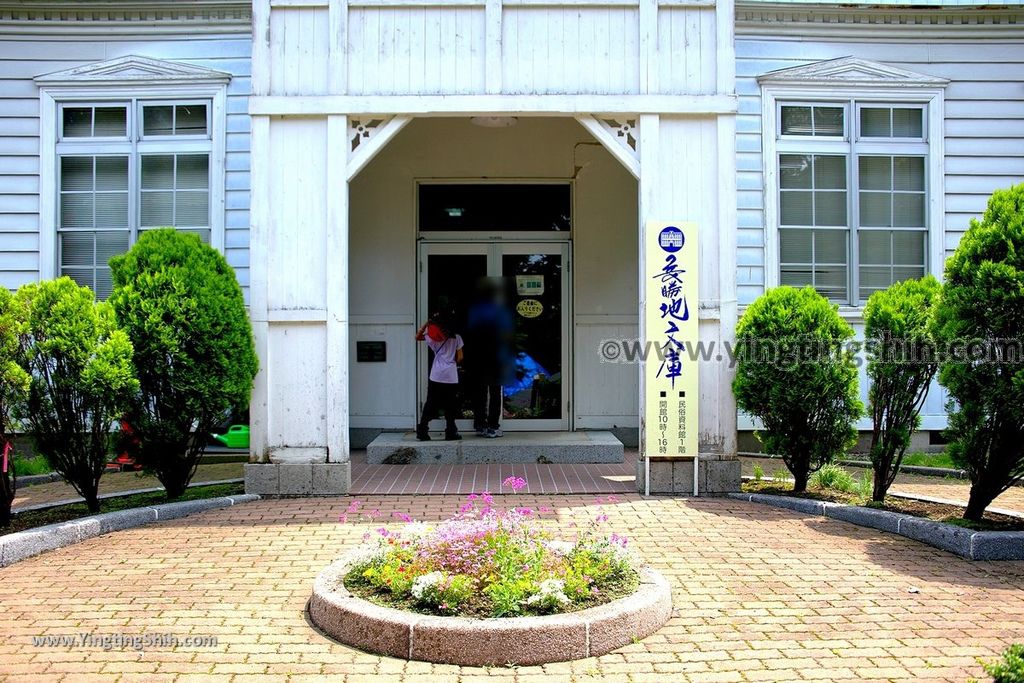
244, 0, 741, 496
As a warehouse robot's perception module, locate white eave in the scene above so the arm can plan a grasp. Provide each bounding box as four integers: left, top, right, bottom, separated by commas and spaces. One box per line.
757, 56, 950, 89
34, 55, 232, 87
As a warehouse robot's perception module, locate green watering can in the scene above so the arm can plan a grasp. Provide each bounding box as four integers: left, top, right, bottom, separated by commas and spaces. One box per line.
212, 425, 249, 449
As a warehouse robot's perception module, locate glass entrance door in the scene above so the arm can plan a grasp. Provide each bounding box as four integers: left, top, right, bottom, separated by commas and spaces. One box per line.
418, 242, 570, 431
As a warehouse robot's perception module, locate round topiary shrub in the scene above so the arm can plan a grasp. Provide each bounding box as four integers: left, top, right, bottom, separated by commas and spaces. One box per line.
932, 183, 1024, 521
16, 277, 137, 512
108, 229, 258, 500
0, 288, 29, 526
733, 286, 863, 492
864, 275, 941, 502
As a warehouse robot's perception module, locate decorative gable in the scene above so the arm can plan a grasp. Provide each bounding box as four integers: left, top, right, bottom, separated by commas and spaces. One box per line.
758, 56, 948, 89
35, 55, 231, 87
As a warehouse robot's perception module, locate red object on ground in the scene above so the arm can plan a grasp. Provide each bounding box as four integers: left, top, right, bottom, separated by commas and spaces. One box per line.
426, 322, 447, 342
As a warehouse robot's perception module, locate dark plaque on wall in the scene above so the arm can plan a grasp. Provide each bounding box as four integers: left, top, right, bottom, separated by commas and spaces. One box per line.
356, 341, 387, 362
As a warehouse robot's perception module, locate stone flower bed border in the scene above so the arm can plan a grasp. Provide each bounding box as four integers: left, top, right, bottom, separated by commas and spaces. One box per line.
0, 494, 259, 567
729, 492, 1024, 560
309, 553, 673, 667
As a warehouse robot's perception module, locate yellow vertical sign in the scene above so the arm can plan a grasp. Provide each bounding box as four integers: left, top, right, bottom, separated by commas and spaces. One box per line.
643, 221, 699, 459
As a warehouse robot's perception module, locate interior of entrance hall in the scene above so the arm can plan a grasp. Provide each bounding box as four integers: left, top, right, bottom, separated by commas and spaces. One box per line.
348, 117, 640, 446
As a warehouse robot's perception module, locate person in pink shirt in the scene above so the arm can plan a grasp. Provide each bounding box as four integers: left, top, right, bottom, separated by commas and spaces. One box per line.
415, 310, 464, 441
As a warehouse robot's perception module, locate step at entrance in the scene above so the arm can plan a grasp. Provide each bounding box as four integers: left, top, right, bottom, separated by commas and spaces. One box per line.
366, 431, 624, 465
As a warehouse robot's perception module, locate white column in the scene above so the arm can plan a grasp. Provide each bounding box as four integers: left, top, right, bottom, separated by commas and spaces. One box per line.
326, 115, 351, 464
249, 115, 270, 464
637, 113, 659, 464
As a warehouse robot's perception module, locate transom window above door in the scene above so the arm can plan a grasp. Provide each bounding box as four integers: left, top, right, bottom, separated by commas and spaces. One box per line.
55, 99, 213, 297
774, 100, 931, 305
418, 183, 571, 232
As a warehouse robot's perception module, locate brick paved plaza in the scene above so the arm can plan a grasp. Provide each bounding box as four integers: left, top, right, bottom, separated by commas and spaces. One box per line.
2, 494, 1024, 682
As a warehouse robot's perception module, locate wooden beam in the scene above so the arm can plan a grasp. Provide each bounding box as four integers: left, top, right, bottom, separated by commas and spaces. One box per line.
250, 94, 738, 116
328, 0, 349, 93
485, 0, 502, 94
251, 0, 272, 96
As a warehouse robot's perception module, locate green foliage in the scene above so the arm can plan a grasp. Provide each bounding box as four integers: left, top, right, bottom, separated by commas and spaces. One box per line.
752, 463, 764, 483
485, 577, 533, 617
108, 229, 258, 499
12, 454, 50, 477
864, 276, 941, 502
901, 451, 956, 469
0, 288, 29, 526
733, 286, 863, 492
808, 463, 856, 493
985, 644, 1024, 683
411, 573, 475, 614
931, 184, 1024, 521
15, 277, 137, 513
854, 469, 873, 500
771, 468, 789, 484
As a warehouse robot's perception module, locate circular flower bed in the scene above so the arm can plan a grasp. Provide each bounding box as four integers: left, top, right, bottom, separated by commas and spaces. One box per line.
310, 478, 672, 666
340, 478, 639, 618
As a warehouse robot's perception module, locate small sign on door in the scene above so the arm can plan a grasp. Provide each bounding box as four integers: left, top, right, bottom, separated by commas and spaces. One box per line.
516, 275, 544, 296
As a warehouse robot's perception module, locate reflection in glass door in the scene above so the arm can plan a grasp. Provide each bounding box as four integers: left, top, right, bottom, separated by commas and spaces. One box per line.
418, 242, 570, 431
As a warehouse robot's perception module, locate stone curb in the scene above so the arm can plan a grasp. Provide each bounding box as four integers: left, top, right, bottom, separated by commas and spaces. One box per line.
727, 492, 1024, 561
0, 494, 260, 568
309, 554, 673, 666
12, 478, 245, 514
13, 472, 63, 488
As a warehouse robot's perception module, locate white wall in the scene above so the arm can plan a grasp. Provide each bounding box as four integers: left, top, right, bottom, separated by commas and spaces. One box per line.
348, 117, 639, 430
266, 2, 718, 97
733, 15, 1024, 431
734, 27, 1024, 306
0, 28, 252, 292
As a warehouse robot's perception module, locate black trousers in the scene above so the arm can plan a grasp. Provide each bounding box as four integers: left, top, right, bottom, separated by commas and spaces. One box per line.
418, 380, 460, 434
471, 381, 502, 430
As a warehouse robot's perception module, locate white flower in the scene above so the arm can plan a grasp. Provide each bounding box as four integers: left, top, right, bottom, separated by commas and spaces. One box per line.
403, 521, 431, 538
346, 540, 390, 568
606, 541, 640, 569
544, 540, 575, 556
526, 579, 570, 606
411, 571, 445, 600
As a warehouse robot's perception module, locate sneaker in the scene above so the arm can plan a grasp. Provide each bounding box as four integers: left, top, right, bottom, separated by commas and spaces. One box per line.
416, 428, 431, 442
485, 428, 503, 438
475, 427, 488, 437
444, 431, 463, 441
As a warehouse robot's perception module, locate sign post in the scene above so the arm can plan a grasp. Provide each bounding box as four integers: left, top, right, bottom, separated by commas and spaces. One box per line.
643, 221, 699, 496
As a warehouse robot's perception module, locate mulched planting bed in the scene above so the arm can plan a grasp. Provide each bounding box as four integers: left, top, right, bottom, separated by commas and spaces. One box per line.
742, 480, 1024, 532
1, 482, 245, 535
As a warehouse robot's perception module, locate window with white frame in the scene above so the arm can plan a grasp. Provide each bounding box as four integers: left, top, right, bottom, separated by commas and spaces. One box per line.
774, 100, 931, 305
55, 100, 213, 297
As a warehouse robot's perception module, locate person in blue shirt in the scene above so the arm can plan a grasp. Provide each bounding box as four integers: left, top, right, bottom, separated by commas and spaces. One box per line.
464, 279, 514, 438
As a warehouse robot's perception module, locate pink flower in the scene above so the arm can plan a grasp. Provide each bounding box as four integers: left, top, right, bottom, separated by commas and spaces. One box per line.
393, 511, 413, 522
502, 476, 527, 491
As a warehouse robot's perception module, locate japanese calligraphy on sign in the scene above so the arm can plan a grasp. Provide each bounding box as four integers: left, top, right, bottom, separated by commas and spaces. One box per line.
643, 221, 699, 459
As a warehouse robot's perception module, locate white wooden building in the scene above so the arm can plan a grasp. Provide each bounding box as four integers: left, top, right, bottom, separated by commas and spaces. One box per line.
0, 0, 1021, 495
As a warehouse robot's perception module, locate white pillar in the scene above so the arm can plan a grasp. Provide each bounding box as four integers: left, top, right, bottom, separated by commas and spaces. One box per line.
326, 115, 351, 464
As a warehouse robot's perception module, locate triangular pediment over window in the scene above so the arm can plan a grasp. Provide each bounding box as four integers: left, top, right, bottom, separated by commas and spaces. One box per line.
758, 56, 948, 88
35, 55, 231, 87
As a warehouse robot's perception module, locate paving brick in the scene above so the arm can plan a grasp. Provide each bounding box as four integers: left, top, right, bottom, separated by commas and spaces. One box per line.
1, 494, 1022, 682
